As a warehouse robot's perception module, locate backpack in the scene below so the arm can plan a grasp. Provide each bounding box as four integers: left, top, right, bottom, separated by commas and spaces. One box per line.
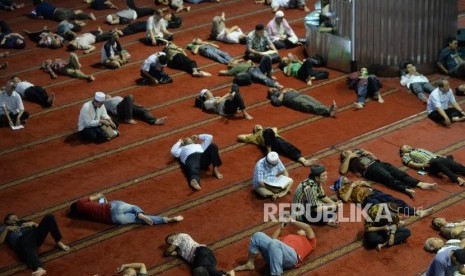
233, 72, 252, 86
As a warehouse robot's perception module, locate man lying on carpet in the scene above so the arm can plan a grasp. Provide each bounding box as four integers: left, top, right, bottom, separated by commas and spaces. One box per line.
363, 202, 411, 251
293, 164, 340, 227
424, 237, 465, 253
400, 145, 465, 186
196, 84, 253, 120
116, 262, 147, 276
164, 233, 235, 276
424, 247, 465, 276
426, 79, 465, 127
0, 213, 70, 276
171, 133, 223, 191
267, 87, 337, 117
331, 176, 433, 217
339, 148, 436, 198
68, 193, 183, 225
104, 94, 167, 125
238, 124, 318, 167
252, 151, 293, 201
41, 53, 95, 82
432, 217, 465, 241
234, 217, 315, 275
347, 67, 384, 110
219, 56, 283, 89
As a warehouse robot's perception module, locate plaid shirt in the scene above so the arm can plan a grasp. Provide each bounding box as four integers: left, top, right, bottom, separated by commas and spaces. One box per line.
252, 157, 286, 190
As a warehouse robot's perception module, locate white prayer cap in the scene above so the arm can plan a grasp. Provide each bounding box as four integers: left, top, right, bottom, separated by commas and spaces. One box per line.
199, 89, 209, 97
94, 92, 106, 102
275, 11, 285, 18
266, 151, 279, 165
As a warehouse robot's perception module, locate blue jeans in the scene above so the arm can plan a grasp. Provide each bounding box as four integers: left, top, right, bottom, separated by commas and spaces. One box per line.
249, 232, 298, 276
110, 201, 166, 225
200, 45, 232, 64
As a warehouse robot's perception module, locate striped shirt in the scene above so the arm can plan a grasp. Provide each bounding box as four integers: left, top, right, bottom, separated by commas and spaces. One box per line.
402, 148, 437, 166
293, 179, 325, 220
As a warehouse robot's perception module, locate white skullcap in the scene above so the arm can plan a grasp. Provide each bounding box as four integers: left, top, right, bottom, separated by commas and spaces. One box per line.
275, 11, 284, 17
199, 89, 209, 97
94, 92, 106, 102
266, 151, 279, 165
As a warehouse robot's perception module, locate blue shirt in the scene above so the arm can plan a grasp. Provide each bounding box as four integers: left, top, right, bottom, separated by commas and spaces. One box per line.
427, 87, 457, 114
252, 157, 286, 190
425, 246, 460, 276
31, 2, 56, 20
0, 223, 33, 249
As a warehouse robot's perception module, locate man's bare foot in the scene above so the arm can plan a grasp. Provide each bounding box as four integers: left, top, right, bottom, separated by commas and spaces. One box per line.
32, 268, 47, 276
47, 92, 55, 106
56, 241, 70, 251
376, 243, 385, 252
193, 71, 212, 77
155, 116, 167, 125
168, 215, 184, 222
185, 6, 191, 11
88, 75, 95, 82
406, 188, 416, 198
329, 100, 338, 117
213, 167, 223, 179
137, 213, 154, 225
418, 182, 436, 190
376, 94, 384, 103
190, 179, 201, 190
125, 119, 137, 124
271, 194, 279, 201
90, 13, 96, 21
306, 78, 312, 86
243, 111, 253, 120
234, 263, 254, 271
327, 219, 339, 228
354, 102, 364, 109
226, 270, 235, 276
97, 26, 103, 34
458, 177, 465, 186
416, 207, 434, 218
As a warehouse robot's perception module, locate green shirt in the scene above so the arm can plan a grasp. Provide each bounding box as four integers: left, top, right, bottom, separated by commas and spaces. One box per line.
284, 62, 301, 77
402, 148, 437, 166
227, 63, 253, 75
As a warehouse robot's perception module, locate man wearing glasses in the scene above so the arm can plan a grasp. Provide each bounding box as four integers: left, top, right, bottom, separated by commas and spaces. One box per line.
252, 151, 293, 201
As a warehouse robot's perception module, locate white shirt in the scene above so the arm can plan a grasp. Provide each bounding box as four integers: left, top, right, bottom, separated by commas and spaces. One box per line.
141, 52, 166, 72
75, 33, 97, 50
145, 15, 167, 39
427, 88, 457, 114
78, 100, 111, 131
14, 81, 34, 97
203, 97, 226, 115
171, 134, 213, 164
103, 96, 123, 115
117, 9, 137, 20
0, 91, 24, 115
171, 233, 204, 264
400, 73, 430, 89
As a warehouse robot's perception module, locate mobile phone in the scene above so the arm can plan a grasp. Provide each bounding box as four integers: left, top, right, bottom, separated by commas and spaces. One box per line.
418, 170, 427, 176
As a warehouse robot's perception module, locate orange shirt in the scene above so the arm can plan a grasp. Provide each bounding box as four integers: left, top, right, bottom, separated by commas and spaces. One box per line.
279, 234, 316, 267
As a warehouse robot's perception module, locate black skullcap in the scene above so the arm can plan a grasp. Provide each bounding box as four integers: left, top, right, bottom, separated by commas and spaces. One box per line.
255, 24, 265, 31
309, 164, 326, 178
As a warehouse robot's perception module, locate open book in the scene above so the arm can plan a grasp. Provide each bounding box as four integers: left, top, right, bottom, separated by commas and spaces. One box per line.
265, 175, 293, 188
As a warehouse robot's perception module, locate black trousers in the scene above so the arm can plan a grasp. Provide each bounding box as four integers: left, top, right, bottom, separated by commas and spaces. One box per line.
79, 126, 108, 143
192, 247, 224, 276
263, 128, 302, 162
428, 108, 463, 124
168, 53, 197, 74
26, 30, 49, 43
222, 90, 246, 115
182, 144, 222, 184
126, 0, 154, 17
122, 21, 147, 36
297, 59, 329, 81
14, 214, 63, 270
362, 189, 415, 216
0, 20, 12, 34
25, 86, 52, 107
365, 161, 419, 193
116, 95, 156, 124
428, 156, 465, 182
364, 227, 411, 249
0, 111, 30, 127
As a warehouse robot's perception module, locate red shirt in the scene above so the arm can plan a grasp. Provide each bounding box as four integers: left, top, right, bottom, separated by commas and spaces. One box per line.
76, 197, 112, 224
279, 234, 316, 267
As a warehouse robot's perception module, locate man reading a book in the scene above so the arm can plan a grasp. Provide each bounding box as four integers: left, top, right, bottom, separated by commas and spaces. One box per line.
252, 151, 293, 201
